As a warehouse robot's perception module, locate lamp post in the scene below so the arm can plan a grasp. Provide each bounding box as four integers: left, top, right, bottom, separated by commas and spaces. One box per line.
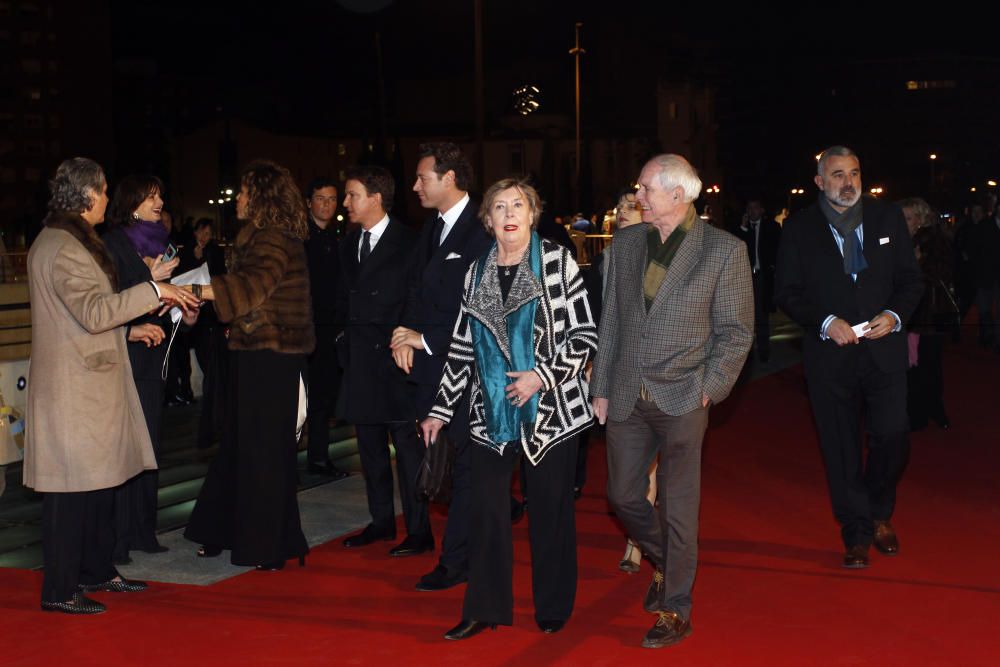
513, 85, 540, 176
929, 153, 937, 192
569, 22, 585, 211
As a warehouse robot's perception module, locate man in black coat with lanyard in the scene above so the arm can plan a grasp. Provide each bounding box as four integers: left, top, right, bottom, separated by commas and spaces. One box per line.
775, 146, 923, 569
391, 143, 491, 586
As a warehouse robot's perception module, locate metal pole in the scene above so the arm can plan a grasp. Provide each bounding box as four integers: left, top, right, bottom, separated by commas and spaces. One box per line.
474, 0, 485, 191
569, 22, 585, 211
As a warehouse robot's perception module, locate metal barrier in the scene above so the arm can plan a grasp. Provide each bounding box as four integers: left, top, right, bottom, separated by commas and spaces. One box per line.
0, 253, 27, 284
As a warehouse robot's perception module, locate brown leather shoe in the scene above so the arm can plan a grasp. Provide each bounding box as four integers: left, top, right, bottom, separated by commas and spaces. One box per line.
873, 520, 899, 555
842, 544, 870, 569
641, 610, 692, 648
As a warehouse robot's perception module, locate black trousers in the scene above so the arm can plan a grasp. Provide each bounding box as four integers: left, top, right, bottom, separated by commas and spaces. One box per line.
306, 326, 341, 464
114, 377, 163, 557
806, 345, 910, 548
907, 333, 947, 429
194, 322, 227, 449
184, 350, 308, 566
42, 488, 117, 602
355, 421, 430, 539
463, 437, 578, 626
433, 387, 471, 575
751, 270, 772, 361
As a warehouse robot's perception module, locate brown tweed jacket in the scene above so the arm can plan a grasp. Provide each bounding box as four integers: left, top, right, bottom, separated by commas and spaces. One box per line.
591, 217, 754, 421
212, 223, 315, 355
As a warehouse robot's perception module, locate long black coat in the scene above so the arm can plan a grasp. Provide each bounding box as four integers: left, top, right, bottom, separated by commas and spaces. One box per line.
401, 199, 492, 417
336, 217, 418, 424
733, 217, 781, 311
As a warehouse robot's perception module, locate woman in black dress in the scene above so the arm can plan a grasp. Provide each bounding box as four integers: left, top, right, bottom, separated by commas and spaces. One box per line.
103, 174, 194, 564
183, 160, 314, 571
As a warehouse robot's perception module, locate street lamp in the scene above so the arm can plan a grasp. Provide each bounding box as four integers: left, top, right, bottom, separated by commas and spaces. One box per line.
513, 84, 541, 175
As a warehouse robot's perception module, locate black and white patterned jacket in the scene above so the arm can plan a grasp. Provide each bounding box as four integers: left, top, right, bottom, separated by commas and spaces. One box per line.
428, 238, 597, 465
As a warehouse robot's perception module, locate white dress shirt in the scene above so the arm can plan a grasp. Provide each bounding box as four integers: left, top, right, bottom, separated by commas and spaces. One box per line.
357, 214, 390, 262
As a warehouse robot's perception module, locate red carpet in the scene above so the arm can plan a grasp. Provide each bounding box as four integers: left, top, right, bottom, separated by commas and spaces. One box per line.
3, 341, 998, 666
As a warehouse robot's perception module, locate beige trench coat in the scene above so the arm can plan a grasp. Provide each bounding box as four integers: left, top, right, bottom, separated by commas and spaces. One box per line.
24, 226, 161, 492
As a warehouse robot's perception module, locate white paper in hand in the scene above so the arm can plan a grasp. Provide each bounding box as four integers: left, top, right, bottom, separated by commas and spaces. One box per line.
168, 262, 210, 323
851, 321, 869, 337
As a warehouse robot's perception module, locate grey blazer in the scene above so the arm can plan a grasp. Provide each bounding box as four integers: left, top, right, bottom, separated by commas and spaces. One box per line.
590, 218, 754, 421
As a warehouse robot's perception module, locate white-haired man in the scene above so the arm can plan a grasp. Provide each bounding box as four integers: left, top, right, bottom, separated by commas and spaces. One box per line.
591, 154, 753, 648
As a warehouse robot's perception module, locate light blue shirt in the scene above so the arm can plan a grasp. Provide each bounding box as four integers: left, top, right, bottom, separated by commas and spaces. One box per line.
819, 223, 901, 339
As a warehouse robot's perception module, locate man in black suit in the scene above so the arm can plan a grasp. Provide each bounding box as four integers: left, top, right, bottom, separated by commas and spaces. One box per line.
390, 143, 492, 589
734, 198, 781, 362
303, 178, 348, 479
337, 165, 432, 556
775, 146, 923, 569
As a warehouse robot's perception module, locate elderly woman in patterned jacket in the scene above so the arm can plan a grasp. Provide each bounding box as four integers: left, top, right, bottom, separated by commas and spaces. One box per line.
421, 177, 597, 640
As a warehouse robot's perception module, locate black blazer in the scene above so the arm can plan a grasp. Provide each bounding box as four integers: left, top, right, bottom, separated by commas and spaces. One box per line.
102, 227, 173, 382
401, 198, 492, 415
733, 217, 781, 309
775, 197, 923, 376
336, 217, 418, 423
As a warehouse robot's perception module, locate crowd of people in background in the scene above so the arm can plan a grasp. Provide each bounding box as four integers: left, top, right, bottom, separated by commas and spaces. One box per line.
18, 143, 1000, 650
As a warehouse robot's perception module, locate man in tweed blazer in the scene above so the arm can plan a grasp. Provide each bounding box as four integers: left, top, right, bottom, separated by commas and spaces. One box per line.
591, 154, 753, 648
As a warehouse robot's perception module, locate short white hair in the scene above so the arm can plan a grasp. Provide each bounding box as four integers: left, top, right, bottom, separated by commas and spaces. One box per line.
650, 154, 702, 202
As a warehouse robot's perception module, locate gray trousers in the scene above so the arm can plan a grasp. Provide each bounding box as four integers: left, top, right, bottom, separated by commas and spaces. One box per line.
606, 398, 708, 621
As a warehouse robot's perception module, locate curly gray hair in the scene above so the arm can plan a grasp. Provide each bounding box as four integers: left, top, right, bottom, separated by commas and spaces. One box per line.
48, 157, 106, 214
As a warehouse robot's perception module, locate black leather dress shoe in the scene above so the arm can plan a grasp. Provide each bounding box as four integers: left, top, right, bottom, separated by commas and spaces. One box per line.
643, 568, 664, 612
79, 577, 148, 593
139, 543, 169, 554
444, 619, 496, 640
307, 461, 349, 480
537, 619, 565, 633
42, 592, 106, 615
389, 534, 434, 557
415, 564, 468, 591
343, 524, 395, 548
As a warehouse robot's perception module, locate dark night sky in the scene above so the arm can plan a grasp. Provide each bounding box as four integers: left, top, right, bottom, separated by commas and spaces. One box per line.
107, 1, 1000, 213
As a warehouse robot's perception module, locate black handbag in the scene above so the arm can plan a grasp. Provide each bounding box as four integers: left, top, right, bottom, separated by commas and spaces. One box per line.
416, 428, 455, 504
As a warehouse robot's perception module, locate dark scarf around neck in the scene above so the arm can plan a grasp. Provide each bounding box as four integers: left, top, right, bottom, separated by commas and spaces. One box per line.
819, 196, 867, 275
43, 211, 119, 290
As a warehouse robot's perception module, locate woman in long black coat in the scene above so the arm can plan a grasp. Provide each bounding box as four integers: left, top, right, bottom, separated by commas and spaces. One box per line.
102, 174, 193, 563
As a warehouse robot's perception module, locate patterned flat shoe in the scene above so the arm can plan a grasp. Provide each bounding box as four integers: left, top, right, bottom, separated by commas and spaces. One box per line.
79, 577, 148, 593
41, 592, 106, 615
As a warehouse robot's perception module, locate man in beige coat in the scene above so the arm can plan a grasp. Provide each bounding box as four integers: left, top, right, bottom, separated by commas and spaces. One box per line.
26, 158, 197, 614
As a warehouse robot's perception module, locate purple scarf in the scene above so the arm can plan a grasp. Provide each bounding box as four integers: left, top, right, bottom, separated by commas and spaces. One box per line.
122, 219, 169, 258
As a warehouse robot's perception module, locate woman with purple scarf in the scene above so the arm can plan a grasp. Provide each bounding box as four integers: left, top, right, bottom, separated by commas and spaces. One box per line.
102, 174, 195, 564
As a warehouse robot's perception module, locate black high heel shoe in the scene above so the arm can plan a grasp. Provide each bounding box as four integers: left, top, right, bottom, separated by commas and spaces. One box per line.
444, 619, 497, 640
197, 544, 223, 558
255, 555, 306, 571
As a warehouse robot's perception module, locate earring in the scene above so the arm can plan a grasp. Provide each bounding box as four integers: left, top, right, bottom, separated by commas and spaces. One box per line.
132, 212, 140, 221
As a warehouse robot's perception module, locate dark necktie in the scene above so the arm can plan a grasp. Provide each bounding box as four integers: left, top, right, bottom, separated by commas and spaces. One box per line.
360, 230, 371, 263
431, 215, 445, 250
